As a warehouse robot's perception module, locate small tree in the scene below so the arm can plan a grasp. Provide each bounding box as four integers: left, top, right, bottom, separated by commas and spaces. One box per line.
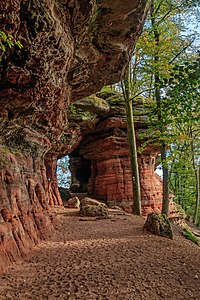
122, 64, 141, 216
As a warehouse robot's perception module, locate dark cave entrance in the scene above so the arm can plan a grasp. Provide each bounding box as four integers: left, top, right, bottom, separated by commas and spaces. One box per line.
75, 162, 92, 191
69, 150, 92, 193
57, 150, 92, 204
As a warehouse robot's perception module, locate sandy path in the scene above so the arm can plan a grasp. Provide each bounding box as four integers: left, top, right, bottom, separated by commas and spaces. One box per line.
0, 211, 200, 300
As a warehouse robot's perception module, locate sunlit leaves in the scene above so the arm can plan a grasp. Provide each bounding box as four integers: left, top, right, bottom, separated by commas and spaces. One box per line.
0, 30, 23, 61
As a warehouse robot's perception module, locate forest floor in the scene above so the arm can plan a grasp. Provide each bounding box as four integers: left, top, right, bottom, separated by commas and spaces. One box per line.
0, 208, 200, 300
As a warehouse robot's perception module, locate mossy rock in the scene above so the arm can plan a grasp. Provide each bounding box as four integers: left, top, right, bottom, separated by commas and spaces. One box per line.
143, 212, 173, 239
80, 204, 109, 218
97, 88, 153, 120
96, 87, 120, 100
0, 145, 12, 168
73, 95, 110, 116
68, 104, 96, 122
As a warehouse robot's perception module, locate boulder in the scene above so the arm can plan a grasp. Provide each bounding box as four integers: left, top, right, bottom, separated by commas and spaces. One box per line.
73, 95, 110, 117
143, 212, 173, 239
66, 197, 80, 209
80, 197, 107, 208
80, 197, 108, 218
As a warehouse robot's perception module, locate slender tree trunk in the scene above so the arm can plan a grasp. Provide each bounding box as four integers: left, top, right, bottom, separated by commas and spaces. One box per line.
193, 168, 200, 224
151, 0, 169, 215
155, 65, 169, 215
178, 175, 182, 205
161, 144, 170, 215
174, 173, 178, 201
123, 66, 141, 215
189, 126, 200, 224
182, 171, 186, 211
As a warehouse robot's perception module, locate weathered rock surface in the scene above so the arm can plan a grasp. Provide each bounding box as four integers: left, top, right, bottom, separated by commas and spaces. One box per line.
66, 196, 80, 209
0, 0, 148, 272
143, 212, 173, 239
80, 197, 109, 218
69, 91, 165, 213
0, 145, 56, 272
80, 197, 107, 208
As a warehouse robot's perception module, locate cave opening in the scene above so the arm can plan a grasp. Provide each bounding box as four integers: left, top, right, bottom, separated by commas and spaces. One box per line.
57, 155, 71, 188
69, 150, 92, 193
56, 151, 92, 203
57, 155, 72, 202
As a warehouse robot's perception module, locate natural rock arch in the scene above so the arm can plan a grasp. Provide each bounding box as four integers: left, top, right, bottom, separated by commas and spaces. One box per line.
64, 90, 164, 213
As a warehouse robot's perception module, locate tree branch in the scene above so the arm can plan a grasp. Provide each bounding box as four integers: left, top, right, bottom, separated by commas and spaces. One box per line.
169, 37, 195, 63
132, 88, 155, 100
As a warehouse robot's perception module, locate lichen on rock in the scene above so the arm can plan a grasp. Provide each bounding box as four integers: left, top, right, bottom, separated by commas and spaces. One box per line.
73, 94, 110, 116
80, 197, 109, 218
143, 212, 173, 239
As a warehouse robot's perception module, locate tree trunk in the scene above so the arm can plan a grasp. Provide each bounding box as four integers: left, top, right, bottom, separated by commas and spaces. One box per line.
161, 144, 170, 215
123, 66, 141, 215
151, 1, 169, 215
155, 71, 169, 215
193, 168, 200, 224
189, 126, 199, 224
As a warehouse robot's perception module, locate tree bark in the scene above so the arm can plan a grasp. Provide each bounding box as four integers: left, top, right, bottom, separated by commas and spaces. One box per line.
123, 66, 141, 215
161, 144, 170, 215
190, 127, 200, 224
150, 0, 169, 215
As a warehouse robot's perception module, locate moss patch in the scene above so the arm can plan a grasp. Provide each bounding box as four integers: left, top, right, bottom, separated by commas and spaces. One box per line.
68, 104, 96, 122
183, 227, 199, 245
73, 94, 110, 116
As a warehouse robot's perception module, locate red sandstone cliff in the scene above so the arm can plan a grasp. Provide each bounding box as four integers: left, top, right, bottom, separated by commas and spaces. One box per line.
0, 0, 147, 272
68, 90, 164, 213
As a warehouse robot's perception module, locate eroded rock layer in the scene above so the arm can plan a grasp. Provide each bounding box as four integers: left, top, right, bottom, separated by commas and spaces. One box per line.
0, 1, 147, 272
69, 92, 164, 213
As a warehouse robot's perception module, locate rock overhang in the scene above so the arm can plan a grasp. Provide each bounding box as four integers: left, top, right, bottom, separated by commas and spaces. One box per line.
1, 0, 147, 147
0, 0, 149, 273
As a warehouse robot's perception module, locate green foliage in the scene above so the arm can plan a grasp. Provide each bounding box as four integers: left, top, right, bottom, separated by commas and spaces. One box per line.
183, 227, 199, 245
127, 0, 199, 216
162, 56, 200, 222
0, 30, 23, 61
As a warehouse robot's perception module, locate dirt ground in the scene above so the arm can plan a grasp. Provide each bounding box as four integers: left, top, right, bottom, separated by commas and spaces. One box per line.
0, 209, 200, 300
